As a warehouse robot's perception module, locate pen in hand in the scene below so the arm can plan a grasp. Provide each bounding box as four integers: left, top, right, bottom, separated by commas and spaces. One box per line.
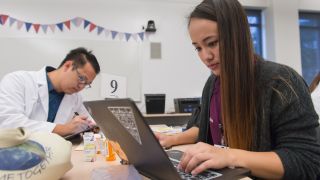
74, 112, 79, 116
74, 112, 92, 130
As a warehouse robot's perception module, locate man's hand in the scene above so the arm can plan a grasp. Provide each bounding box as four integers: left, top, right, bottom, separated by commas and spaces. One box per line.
53, 115, 94, 136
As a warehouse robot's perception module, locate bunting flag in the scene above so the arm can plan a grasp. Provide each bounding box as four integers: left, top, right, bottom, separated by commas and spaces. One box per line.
97, 26, 104, 35
104, 29, 110, 38
56, 23, 64, 31
118, 32, 124, 41
138, 32, 144, 41
64, 21, 71, 30
33, 24, 40, 33
111, 31, 118, 39
89, 23, 96, 32
0, 14, 146, 42
71, 17, 82, 27
0, 15, 9, 25
25, 22, 32, 32
132, 33, 138, 41
17, 20, 23, 30
41, 25, 48, 34
9, 17, 16, 27
125, 33, 131, 42
84, 20, 90, 29
49, 24, 55, 33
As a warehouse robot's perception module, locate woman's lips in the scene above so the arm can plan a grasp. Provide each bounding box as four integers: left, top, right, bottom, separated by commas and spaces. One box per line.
208, 63, 219, 70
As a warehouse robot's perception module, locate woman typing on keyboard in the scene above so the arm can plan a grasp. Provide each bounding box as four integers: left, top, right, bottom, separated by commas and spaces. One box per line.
175, 0, 320, 179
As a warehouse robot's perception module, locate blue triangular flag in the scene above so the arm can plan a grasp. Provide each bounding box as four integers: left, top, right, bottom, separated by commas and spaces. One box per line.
125, 33, 131, 42
56, 23, 63, 31
97, 26, 104, 35
138, 32, 144, 41
0, 16, 2, 25
84, 20, 90, 29
25, 22, 32, 32
111, 31, 118, 39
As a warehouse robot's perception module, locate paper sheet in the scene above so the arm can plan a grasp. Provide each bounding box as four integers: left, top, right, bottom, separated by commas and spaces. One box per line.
150, 124, 182, 134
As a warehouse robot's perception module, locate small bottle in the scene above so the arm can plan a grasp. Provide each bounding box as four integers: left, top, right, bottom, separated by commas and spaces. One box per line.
99, 133, 107, 156
83, 132, 96, 162
94, 134, 101, 154
106, 140, 116, 161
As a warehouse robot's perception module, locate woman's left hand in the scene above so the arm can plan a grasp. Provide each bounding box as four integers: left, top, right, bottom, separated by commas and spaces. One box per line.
154, 132, 175, 148
178, 142, 234, 175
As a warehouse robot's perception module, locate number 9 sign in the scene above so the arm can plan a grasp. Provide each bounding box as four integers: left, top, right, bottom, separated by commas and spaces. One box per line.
110, 80, 118, 93
101, 73, 127, 98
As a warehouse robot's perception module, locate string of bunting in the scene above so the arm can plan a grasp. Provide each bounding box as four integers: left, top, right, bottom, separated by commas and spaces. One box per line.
0, 14, 145, 42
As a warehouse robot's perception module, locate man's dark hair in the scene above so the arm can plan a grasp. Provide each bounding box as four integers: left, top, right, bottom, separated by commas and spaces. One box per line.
59, 47, 100, 74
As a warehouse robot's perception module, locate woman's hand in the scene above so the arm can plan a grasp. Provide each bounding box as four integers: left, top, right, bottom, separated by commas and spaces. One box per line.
178, 142, 234, 175
154, 132, 176, 148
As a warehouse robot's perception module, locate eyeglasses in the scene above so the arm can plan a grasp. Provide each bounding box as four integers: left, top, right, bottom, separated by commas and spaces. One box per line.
75, 68, 91, 89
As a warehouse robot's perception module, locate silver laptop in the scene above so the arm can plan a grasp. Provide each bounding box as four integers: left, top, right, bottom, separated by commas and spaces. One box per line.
84, 99, 250, 180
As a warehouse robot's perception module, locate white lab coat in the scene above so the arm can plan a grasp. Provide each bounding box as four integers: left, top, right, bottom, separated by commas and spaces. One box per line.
0, 67, 91, 133
311, 84, 320, 120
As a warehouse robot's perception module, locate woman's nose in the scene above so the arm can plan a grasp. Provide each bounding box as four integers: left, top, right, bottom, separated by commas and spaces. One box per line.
202, 48, 214, 62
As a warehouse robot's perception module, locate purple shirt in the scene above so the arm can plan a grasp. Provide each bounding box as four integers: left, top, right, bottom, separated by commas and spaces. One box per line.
209, 78, 223, 145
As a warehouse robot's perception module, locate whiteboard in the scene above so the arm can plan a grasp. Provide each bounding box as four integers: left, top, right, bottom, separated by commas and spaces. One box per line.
0, 37, 142, 101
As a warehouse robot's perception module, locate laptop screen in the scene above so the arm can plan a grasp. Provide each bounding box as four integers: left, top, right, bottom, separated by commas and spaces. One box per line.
84, 99, 180, 179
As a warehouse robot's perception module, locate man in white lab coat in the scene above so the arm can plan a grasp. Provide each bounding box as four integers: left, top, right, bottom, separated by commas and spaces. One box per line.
0, 47, 100, 136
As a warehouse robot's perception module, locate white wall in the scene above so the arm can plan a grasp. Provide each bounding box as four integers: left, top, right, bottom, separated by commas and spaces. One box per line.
263, 0, 302, 73
0, 0, 320, 112
239, 0, 268, 8
252, 0, 320, 75
299, 0, 320, 11
0, 0, 210, 113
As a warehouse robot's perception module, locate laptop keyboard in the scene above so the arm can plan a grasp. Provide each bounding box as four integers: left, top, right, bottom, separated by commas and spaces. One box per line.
169, 158, 222, 180
166, 150, 222, 180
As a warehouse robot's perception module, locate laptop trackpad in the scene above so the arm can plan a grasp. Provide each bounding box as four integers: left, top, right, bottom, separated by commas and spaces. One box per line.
166, 149, 183, 160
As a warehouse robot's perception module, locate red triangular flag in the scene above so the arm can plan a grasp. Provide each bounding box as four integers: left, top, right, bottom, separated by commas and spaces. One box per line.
33, 24, 40, 33
89, 23, 96, 32
64, 21, 71, 30
1, 15, 9, 25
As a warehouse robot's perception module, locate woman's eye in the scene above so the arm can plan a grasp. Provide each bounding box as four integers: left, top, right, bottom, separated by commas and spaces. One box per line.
208, 40, 218, 47
195, 47, 201, 52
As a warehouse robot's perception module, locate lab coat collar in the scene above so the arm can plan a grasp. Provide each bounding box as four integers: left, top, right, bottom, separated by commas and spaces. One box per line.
36, 66, 50, 116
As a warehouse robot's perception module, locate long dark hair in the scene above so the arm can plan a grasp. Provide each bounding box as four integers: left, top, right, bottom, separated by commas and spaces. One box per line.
310, 72, 320, 93
189, 0, 256, 150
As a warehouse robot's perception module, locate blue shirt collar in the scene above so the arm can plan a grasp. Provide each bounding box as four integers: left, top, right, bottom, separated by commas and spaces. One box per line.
46, 66, 56, 92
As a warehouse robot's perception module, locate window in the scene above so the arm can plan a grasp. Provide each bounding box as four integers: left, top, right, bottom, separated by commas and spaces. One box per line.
246, 9, 263, 57
299, 12, 320, 85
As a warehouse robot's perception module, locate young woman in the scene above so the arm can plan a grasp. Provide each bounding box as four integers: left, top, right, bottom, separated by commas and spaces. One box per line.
178, 0, 320, 179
